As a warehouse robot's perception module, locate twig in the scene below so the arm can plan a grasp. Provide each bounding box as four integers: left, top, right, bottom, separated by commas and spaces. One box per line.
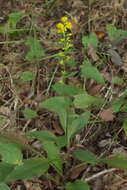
84, 168, 117, 182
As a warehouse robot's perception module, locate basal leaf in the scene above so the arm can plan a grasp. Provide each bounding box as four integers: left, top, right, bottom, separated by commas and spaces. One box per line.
0, 143, 23, 165
122, 118, 127, 136
29, 130, 57, 142
102, 154, 127, 170
53, 83, 83, 96
67, 111, 90, 144
0, 183, 10, 190
25, 36, 45, 62
22, 108, 38, 119
43, 141, 63, 174
81, 65, 105, 85
20, 71, 36, 82
74, 94, 104, 109
0, 162, 14, 183
8, 12, 25, 29
74, 149, 99, 164
40, 96, 72, 131
5, 158, 49, 182
82, 32, 98, 48
66, 180, 90, 190
107, 24, 127, 42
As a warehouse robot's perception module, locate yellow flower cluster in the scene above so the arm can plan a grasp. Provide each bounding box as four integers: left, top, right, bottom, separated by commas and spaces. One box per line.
56, 16, 72, 34
56, 16, 73, 83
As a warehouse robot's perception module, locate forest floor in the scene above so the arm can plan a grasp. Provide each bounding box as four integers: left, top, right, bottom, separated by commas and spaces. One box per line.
1, 0, 127, 189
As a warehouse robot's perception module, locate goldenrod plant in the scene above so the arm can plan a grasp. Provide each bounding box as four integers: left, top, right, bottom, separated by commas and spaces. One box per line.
1, 10, 127, 190
56, 16, 73, 83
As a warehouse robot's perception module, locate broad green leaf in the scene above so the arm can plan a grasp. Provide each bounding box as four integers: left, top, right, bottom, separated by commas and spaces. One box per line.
62, 71, 78, 79
81, 65, 105, 85
74, 149, 99, 164
106, 24, 118, 42
20, 71, 35, 82
120, 104, 127, 112
123, 118, 127, 136
40, 96, 72, 131
82, 32, 98, 48
67, 111, 90, 144
0, 183, 10, 190
5, 158, 49, 182
0, 143, 23, 165
43, 141, 63, 174
53, 83, 83, 96
8, 12, 25, 29
55, 135, 67, 148
0, 115, 6, 127
0, 162, 14, 182
25, 36, 45, 62
107, 24, 127, 42
0, 133, 27, 150
0, 12, 25, 34
112, 98, 123, 113
74, 94, 104, 109
66, 180, 90, 190
22, 108, 38, 119
40, 96, 71, 112
112, 77, 123, 85
29, 130, 57, 142
66, 57, 76, 66
102, 154, 127, 170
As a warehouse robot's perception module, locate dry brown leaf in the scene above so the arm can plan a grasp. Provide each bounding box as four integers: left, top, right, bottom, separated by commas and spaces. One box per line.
99, 108, 115, 121
70, 164, 86, 179
52, 120, 64, 135
89, 84, 103, 96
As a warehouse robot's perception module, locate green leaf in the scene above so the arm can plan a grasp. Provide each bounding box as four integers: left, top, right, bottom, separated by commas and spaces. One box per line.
74, 94, 104, 109
43, 141, 63, 174
53, 83, 83, 96
112, 77, 123, 85
102, 154, 127, 170
0, 183, 10, 190
106, 24, 118, 42
67, 111, 90, 144
5, 158, 49, 182
0, 116, 6, 127
8, 12, 25, 29
25, 36, 45, 62
29, 130, 57, 142
0, 162, 14, 183
22, 108, 38, 119
81, 64, 105, 85
74, 149, 99, 164
112, 98, 123, 113
20, 71, 36, 82
0, 143, 23, 165
107, 24, 127, 42
40, 96, 71, 112
82, 32, 98, 48
66, 180, 90, 190
40, 96, 72, 131
120, 104, 127, 112
122, 118, 127, 136
55, 135, 67, 148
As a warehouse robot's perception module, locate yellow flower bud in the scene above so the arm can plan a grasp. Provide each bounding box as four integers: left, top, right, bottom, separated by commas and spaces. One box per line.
56, 23, 66, 33
59, 60, 64, 65
65, 22, 72, 30
60, 16, 68, 23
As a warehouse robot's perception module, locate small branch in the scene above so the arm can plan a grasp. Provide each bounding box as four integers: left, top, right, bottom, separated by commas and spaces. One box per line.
84, 168, 117, 182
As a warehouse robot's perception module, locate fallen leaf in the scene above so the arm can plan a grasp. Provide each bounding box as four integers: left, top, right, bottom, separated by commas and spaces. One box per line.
99, 108, 115, 121
89, 84, 103, 96
52, 120, 64, 135
70, 164, 86, 179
